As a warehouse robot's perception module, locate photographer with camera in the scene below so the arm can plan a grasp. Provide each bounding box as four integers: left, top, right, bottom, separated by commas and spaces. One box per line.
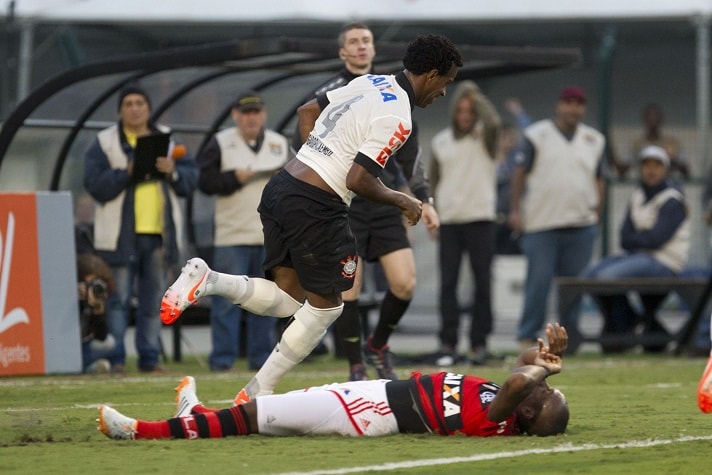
77, 254, 117, 373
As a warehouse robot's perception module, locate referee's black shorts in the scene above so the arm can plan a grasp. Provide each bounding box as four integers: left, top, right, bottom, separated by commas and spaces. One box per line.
258, 169, 358, 295
349, 198, 410, 263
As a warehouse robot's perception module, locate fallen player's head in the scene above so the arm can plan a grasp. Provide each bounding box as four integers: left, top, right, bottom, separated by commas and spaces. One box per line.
516, 383, 569, 436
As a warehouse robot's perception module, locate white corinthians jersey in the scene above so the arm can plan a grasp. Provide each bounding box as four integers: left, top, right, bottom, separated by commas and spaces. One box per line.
297, 73, 413, 205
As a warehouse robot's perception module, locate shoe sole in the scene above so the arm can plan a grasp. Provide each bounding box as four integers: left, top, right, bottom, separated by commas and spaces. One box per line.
160, 302, 182, 325
97, 405, 136, 440
97, 406, 111, 437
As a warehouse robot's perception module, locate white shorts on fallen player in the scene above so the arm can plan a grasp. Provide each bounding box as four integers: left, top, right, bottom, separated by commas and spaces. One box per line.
255, 380, 399, 436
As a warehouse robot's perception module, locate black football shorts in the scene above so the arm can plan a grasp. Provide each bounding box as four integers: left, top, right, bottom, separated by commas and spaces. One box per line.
259, 170, 358, 295
348, 198, 410, 262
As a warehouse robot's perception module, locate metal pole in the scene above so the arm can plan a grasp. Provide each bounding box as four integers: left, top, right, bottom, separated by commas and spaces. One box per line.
695, 14, 711, 264
1, 0, 17, 119
17, 20, 34, 102
696, 14, 711, 177
597, 24, 618, 257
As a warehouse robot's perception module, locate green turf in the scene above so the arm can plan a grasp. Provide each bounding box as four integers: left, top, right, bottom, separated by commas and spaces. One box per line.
2, 352, 711, 474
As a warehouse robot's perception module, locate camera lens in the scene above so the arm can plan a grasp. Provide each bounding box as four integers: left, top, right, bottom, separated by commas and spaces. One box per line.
90, 279, 107, 299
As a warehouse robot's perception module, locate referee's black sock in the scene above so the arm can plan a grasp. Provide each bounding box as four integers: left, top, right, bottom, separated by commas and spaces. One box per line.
333, 300, 363, 365
371, 290, 411, 349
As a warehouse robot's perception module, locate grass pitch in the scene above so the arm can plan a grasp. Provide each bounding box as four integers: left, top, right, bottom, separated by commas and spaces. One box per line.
2, 352, 712, 474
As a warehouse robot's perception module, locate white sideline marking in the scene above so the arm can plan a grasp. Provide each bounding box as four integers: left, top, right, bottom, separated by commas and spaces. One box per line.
0, 357, 703, 389
646, 383, 682, 388
275, 435, 712, 475
0, 371, 343, 387
2, 402, 170, 412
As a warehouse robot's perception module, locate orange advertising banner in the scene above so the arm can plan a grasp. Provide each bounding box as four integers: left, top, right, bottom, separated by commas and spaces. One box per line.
0, 194, 45, 375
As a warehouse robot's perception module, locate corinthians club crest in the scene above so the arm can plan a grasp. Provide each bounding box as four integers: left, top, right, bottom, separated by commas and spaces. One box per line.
340, 255, 357, 279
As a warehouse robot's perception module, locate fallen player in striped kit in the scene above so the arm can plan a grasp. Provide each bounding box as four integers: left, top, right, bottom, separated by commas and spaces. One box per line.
97, 324, 569, 439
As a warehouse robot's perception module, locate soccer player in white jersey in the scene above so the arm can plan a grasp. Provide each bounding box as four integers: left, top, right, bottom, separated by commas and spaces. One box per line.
159, 35, 462, 406
291, 24, 440, 382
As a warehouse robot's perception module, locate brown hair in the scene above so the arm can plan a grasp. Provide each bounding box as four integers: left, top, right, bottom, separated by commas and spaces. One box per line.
337, 22, 371, 47
76, 254, 116, 294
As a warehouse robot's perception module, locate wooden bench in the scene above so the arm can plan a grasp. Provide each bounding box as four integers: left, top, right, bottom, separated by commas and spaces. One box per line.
556, 276, 710, 353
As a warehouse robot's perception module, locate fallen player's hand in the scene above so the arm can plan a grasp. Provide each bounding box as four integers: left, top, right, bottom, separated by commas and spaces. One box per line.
545, 323, 568, 357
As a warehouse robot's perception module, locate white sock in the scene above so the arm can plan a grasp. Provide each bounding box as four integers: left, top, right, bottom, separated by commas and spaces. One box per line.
245, 345, 298, 397
206, 273, 301, 317
205, 272, 248, 300
242, 301, 342, 396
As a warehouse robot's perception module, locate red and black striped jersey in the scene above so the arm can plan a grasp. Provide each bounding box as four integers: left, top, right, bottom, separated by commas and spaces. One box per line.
410, 371, 520, 437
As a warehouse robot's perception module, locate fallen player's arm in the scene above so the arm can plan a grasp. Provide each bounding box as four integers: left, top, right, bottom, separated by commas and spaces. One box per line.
514, 345, 542, 368
486, 364, 552, 423
487, 350, 562, 423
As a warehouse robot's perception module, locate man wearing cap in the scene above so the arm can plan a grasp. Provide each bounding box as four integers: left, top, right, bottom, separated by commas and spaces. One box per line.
629, 103, 689, 180
579, 144, 689, 350
508, 85, 607, 353
83, 82, 198, 373
196, 91, 291, 371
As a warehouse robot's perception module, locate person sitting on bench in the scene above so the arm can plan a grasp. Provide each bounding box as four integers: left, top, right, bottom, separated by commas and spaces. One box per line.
580, 145, 690, 352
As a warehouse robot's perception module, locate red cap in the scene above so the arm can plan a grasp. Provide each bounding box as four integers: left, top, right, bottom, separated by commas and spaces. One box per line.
559, 86, 586, 103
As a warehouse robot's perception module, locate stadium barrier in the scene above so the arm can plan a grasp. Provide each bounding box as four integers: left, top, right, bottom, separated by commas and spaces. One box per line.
0, 192, 81, 375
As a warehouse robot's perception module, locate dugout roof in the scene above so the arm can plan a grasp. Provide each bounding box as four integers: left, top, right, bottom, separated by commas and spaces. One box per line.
0, 36, 580, 191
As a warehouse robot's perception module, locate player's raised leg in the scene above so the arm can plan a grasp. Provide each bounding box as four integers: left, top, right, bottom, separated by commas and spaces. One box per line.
160, 257, 302, 325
